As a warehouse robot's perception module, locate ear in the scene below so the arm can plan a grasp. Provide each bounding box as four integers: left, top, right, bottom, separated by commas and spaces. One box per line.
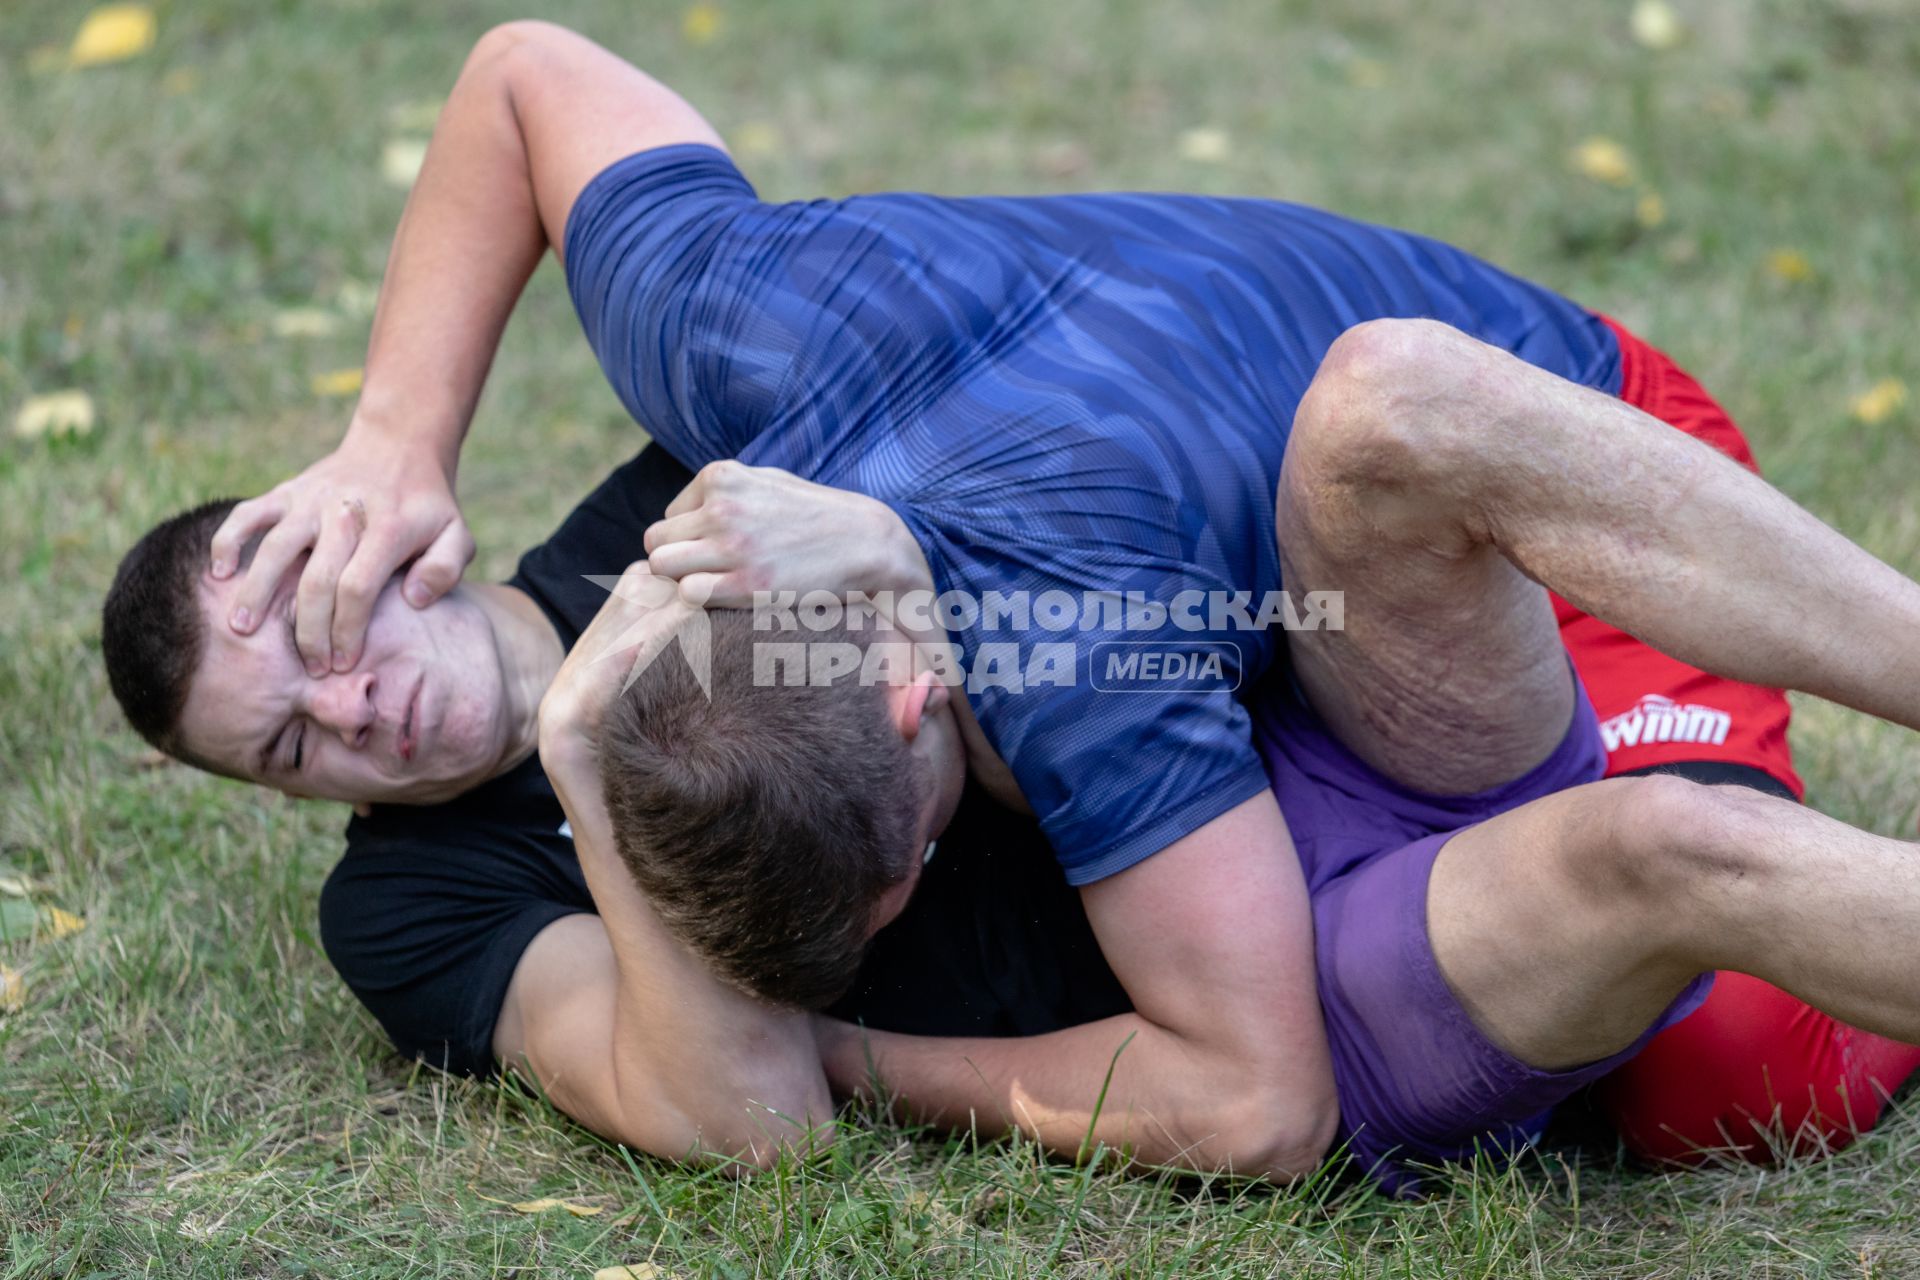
353, 802, 372, 818
889, 669, 950, 744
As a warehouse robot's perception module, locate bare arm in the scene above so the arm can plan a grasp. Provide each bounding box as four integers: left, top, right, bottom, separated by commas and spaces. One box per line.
819, 794, 1338, 1179
498, 560, 832, 1166
213, 22, 725, 673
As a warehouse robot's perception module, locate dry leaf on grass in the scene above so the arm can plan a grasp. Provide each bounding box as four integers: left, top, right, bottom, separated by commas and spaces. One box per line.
41, 907, 86, 940
682, 3, 724, 46
512, 1198, 603, 1217
1569, 137, 1634, 187
381, 139, 429, 188
1764, 248, 1814, 283
1177, 127, 1231, 163
593, 1265, 665, 1280
311, 368, 365, 397
1850, 379, 1909, 425
0, 965, 23, 1013
14, 390, 96, 441
474, 1190, 606, 1217
1629, 0, 1685, 51
69, 4, 156, 69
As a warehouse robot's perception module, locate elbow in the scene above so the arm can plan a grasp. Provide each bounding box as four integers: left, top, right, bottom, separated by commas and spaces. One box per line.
597, 1095, 838, 1175
667, 1076, 840, 1175
1206, 1082, 1340, 1182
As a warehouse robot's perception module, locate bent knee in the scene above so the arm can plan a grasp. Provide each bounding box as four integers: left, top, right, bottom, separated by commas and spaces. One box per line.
1569, 774, 1781, 910
1286, 318, 1513, 540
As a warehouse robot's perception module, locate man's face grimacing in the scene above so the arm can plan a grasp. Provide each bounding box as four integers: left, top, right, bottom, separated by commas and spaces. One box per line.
176, 562, 513, 806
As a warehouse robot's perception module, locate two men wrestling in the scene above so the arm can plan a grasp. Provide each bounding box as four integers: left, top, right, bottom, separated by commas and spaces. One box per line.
103, 22, 1920, 1189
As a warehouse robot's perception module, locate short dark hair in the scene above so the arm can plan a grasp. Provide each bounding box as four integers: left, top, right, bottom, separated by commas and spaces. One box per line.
599, 610, 928, 1009
101, 498, 240, 762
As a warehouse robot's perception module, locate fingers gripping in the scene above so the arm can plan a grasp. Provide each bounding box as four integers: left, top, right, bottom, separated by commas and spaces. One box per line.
295, 498, 368, 673
208, 493, 288, 581
228, 515, 317, 634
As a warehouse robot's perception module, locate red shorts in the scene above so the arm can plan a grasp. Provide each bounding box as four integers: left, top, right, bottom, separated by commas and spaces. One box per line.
1556, 317, 1920, 1164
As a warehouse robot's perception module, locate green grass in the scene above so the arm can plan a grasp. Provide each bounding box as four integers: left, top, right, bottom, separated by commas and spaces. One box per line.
4, 0, 1920, 1274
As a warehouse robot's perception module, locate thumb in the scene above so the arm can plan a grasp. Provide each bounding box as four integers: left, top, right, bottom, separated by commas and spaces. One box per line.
403, 518, 477, 608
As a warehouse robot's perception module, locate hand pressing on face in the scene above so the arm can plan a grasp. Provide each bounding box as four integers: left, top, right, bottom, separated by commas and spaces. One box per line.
209, 426, 474, 678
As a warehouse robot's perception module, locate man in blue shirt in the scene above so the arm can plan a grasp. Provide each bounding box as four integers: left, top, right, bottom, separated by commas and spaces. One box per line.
564, 140, 1617, 886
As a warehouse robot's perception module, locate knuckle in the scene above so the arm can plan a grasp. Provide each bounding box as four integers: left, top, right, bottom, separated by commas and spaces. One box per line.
337, 562, 383, 599
298, 566, 340, 600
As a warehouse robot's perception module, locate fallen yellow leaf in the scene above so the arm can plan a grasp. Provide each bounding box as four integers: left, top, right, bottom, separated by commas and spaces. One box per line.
381, 138, 429, 188
734, 121, 779, 159
0, 965, 23, 1014
1346, 58, 1387, 89
1177, 127, 1231, 163
510, 1197, 603, 1217
272, 307, 340, 339
593, 1266, 664, 1280
1851, 379, 1909, 425
69, 3, 157, 68
1764, 248, 1814, 283
1569, 137, 1635, 187
1635, 191, 1667, 228
311, 368, 365, 397
1629, 0, 1685, 51
13, 390, 96, 441
682, 3, 724, 45
41, 907, 86, 940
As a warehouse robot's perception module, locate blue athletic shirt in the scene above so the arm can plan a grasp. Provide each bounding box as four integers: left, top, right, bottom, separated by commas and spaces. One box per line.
563, 144, 1621, 886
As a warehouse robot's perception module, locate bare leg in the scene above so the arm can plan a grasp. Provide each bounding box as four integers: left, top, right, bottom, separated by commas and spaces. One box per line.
1281, 317, 1920, 794
1427, 774, 1920, 1068
1278, 318, 1920, 1068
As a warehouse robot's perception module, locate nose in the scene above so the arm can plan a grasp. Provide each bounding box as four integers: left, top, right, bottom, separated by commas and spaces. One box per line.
308, 671, 378, 749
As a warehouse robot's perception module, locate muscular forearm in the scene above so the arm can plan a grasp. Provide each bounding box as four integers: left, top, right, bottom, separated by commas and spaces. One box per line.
821, 1015, 1330, 1180
540, 733, 834, 1166
350, 30, 552, 469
